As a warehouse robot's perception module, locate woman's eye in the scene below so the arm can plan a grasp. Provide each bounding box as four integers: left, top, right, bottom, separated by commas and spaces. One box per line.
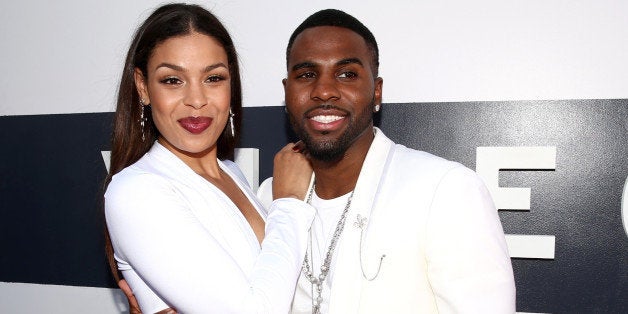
338, 71, 357, 79
206, 75, 225, 83
159, 77, 182, 85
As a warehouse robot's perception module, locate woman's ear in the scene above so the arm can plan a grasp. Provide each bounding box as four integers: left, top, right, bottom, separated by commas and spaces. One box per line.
134, 68, 149, 103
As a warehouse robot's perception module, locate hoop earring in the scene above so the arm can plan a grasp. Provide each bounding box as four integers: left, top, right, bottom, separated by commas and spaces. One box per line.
139, 99, 147, 142
229, 108, 235, 137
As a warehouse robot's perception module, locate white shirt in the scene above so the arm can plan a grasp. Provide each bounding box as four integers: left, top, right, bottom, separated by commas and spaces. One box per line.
292, 191, 352, 314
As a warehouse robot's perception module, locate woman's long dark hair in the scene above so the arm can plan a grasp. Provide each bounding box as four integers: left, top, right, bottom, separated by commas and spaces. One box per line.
104, 3, 242, 282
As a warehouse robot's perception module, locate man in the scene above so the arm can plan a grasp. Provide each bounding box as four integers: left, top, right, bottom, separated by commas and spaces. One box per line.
257, 9, 516, 313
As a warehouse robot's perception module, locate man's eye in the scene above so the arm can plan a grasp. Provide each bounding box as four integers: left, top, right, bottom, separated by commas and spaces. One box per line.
159, 77, 182, 85
297, 72, 316, 79
338, 72, 357, 79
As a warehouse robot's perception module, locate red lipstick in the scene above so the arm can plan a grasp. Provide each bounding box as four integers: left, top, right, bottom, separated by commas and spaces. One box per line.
178, 116, 213, 134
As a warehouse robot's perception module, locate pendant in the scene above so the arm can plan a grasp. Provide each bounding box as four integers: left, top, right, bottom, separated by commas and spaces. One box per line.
313, 304, 320, 314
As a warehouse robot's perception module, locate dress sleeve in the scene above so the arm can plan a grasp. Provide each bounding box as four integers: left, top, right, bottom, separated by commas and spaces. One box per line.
424, 166, 516, 314
105, 173, 314, 313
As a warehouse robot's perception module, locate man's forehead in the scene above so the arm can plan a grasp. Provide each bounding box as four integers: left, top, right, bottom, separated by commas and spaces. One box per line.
291, 26, 366, 47
288, 26, 370, 65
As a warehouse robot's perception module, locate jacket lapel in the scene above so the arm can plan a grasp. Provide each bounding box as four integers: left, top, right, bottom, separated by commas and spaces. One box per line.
328, 129, 395, 313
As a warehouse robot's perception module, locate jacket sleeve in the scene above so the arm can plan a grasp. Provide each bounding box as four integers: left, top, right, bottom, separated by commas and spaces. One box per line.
425, 166, 516, 313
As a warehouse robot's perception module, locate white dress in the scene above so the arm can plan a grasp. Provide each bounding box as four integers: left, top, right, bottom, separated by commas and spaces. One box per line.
105, 142, 314, 313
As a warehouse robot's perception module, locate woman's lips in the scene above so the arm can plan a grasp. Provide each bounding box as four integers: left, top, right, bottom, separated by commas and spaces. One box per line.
178, 116, 213, 134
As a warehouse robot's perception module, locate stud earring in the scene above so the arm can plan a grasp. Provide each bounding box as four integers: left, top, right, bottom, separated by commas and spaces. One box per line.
229, 108, 235, 137
374, 104, 381, 112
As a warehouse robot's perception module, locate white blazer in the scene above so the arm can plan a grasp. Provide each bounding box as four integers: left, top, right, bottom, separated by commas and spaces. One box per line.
106, 142, 314, 313
258, 128, 516, 313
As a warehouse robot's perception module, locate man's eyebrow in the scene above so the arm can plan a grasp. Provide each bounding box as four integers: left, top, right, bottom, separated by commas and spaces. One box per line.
291, 61, 316, 72
291, 58, 364, 71
337, 58, 363, 67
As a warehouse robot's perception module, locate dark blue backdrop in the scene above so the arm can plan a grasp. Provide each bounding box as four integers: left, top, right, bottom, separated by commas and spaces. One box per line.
1, 99, 626, 312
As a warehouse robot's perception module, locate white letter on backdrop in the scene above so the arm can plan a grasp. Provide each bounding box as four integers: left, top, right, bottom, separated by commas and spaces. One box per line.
102, 148, 260, 191
476, 146, 557, 259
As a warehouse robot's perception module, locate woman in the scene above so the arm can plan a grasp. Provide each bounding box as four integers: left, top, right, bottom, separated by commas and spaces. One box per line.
104, 3, 314, 313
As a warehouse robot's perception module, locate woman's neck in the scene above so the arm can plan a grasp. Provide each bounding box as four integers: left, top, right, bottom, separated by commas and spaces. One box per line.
157, 137, 222, 179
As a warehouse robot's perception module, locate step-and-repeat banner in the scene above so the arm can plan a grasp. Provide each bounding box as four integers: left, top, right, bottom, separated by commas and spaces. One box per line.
1, 100, 627, 312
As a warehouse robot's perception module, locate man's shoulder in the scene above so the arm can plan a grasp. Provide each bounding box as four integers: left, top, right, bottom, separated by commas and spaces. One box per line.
371, 129, 471, 181
375, 128, 460, 170
389, 142, 487, 191
392, 142, 461, 171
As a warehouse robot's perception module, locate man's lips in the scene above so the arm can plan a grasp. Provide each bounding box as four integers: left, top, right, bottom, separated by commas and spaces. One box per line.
305, 106, 348, 132
310, 115, 343, 124
178, 116, 213, 134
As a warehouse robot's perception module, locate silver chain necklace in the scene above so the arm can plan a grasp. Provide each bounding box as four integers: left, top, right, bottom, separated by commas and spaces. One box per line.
303, 183, 355, 314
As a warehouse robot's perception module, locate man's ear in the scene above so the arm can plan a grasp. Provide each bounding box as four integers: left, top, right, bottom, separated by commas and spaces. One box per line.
282, 78, 287, 89
374, 77, 383, 107
134, 68, 150, 103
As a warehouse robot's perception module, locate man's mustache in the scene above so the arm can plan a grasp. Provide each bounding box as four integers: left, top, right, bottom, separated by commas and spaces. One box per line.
303, 103, 349, 116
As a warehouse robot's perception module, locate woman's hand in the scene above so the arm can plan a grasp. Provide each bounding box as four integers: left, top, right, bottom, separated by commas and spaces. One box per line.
118, 279, 142, 314
119, 279, 177, 314
272, 141, 312, 200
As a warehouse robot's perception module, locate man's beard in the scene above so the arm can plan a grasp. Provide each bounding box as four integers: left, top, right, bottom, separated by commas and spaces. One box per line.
289, 99, 374, 163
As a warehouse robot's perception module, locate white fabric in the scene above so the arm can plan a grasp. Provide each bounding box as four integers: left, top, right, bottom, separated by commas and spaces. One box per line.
297, 191, 351, 313
105, 142, 315, 313
257, 128, 516, 313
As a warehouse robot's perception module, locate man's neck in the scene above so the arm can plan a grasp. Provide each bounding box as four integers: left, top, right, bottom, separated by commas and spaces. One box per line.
311, 127, 375, 199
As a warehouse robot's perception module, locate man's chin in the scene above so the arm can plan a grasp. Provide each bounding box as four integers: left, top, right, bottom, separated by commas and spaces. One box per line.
309, 149, 345, 162
304, 140, 347, 162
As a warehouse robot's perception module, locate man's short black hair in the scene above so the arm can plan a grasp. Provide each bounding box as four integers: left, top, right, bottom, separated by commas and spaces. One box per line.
286, 9, 379, 76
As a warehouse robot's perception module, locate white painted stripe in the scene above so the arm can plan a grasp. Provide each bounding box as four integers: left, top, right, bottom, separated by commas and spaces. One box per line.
506, 234, 556, 259
622, 176, 628, 237
476, 146, 556, 210
101, 151, 111, 173
0, 282, 545, 313
234, 148, 260, 192
101, 148, 259, 190
0, 282, 128, 314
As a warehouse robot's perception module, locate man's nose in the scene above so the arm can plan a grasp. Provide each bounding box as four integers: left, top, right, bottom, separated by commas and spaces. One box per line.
311, 76, 340, 102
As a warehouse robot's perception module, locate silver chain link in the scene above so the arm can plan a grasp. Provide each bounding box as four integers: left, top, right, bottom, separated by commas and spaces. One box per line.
303, 183, 355, 314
